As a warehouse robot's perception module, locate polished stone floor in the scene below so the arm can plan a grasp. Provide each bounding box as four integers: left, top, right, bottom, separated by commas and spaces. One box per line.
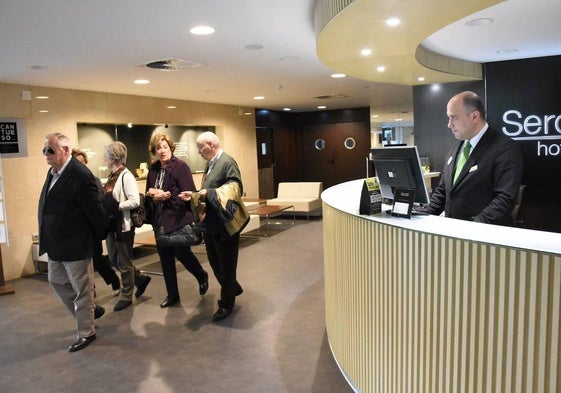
0, 218, 352, 393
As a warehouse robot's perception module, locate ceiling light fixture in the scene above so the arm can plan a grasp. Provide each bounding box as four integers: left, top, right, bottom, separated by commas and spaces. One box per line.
496, 48, 519, 55
245, 44, 263, 50
377, 66, 386, 72
283, 108, 292, 111
465, 18, 493, 27
253, 96, 265, 100
35, 95, 50, 99
189, 25, 215, 35
360, 48, 372, 56
386, 18, 401, 27
318, 105, 327, 109
166, 105, 176, 109
418, 77, 425, 82
38, 110, 49, 113
331, 73, 346, 78
279, 56, 300, 62
134, 79, 150, 85
372, 115, 379, 118
127, 123, 133, 128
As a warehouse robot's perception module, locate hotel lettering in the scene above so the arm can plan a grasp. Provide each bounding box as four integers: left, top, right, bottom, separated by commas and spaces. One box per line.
501, 109, 561, 156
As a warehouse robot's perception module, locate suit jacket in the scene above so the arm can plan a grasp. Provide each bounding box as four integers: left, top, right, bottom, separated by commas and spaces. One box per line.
38, 157, 106, 261
200, 151, 248, 237
424, 126, 523, 225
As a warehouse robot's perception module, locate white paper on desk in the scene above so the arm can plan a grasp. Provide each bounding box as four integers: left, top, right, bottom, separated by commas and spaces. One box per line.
392, 201, 410, 215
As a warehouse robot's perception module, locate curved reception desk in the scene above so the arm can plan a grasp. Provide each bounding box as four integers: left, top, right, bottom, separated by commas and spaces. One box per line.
322, 179, 561, 393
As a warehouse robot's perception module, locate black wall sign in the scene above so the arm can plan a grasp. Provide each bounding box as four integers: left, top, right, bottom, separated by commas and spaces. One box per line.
485, 55, 561, 232
0, 118, 27, 157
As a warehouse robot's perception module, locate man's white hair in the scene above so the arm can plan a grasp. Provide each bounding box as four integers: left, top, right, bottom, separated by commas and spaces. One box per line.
197, 131, 220, 146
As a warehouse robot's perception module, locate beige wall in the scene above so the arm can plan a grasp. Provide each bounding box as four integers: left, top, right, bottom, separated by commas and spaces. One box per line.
0, 82, 258, 280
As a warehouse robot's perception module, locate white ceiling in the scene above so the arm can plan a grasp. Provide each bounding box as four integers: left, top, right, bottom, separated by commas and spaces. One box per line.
0, 0, 559, 126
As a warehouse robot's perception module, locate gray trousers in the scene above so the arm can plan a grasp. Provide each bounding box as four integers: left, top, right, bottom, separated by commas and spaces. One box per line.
47, 257, 95, 339
106, 230, 135, 301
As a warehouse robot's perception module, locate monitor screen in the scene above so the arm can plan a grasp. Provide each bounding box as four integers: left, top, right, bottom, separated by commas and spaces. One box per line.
370, 146, 430, 205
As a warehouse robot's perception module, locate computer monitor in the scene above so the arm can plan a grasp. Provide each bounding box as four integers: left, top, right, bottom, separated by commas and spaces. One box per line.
370, 146, 430, 205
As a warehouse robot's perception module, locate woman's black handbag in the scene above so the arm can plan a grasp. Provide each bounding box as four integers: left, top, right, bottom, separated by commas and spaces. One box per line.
155, 223, 202, 247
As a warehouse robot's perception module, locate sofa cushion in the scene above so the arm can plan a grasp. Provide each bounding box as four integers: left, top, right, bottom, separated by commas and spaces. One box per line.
277, 182, 323, 199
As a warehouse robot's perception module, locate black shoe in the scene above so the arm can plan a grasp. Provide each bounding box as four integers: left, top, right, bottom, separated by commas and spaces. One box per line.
235, 286, 244, 296
212, 307, 233, 321
94, 305, 105, 319
113, 300, 132, 311
199, 271, 209, 296
67, 335, 96, 352
135, 275, 151, 298
160, 297, 179, 308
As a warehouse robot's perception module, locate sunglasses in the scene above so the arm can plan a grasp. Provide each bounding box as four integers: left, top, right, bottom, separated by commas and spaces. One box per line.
41, 147, 57, 155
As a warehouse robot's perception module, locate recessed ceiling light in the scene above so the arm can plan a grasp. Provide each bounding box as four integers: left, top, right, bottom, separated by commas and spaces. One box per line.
361, 48, 372, 56
245, 44, 263, 50
244, 112, 252, 116
394, 118, 403, 122
134, 79, 150, 85
317, 105, 327, 110
386, 18, 400, 27
418, 77, 425, 82
283, 108, 292, 111
279, 56, 300, 62
253, 96, 265, 100
372, 115, 379, 118
127, 123, 133, 128
377, 66, 386, 72
38, 110, 49, 113
496, 48, 519, 55
166, 105, 176, 109
28, 65, 48, 71
331, 73, 346, 78
465, 18, 493, 27
190, 25, 215, 35
35, 95, 50, 99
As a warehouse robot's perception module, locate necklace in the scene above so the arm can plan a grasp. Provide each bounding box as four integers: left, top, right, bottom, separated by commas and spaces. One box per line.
155, 168, 165, 189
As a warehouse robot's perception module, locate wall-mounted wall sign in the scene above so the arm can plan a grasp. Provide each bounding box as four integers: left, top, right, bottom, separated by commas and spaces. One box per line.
0, 118, 28, 157
77, 123, 214, 181
486, 55, 561, 232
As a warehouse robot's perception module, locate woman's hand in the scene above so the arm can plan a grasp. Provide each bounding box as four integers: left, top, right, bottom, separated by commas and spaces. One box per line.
178, 191, 193, 201
148, 188, 171, 201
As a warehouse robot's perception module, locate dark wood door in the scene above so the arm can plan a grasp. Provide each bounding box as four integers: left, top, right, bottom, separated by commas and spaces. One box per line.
256, 127, 275, 198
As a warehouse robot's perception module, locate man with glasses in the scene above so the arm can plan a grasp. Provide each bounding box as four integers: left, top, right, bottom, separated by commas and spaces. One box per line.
38, 133, 106, 352
422, 91, 523, 225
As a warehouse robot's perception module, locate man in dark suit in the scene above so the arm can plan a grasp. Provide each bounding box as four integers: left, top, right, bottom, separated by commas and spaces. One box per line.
423, 91, 523, 225
38, 133, 107, 352
181, 131, 248, 321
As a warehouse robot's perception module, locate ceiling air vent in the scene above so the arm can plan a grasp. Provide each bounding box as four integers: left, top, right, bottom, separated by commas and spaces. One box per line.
313, 93, 349, 99
137, 58, 205, 71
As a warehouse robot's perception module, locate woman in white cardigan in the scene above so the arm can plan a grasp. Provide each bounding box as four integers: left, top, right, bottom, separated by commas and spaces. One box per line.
103, 141, 149, 311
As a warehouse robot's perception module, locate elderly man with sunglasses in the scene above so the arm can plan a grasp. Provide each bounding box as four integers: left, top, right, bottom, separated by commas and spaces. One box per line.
38, 133, 107, 352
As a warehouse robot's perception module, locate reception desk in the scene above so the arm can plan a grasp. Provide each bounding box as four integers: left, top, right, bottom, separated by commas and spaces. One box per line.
322, 179, 561, 393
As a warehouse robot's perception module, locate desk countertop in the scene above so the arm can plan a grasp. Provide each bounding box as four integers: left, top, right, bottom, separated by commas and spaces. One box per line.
322, 179, 561, 256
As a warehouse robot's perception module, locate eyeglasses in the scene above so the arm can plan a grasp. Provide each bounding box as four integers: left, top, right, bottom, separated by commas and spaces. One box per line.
41, 147, 57, 155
